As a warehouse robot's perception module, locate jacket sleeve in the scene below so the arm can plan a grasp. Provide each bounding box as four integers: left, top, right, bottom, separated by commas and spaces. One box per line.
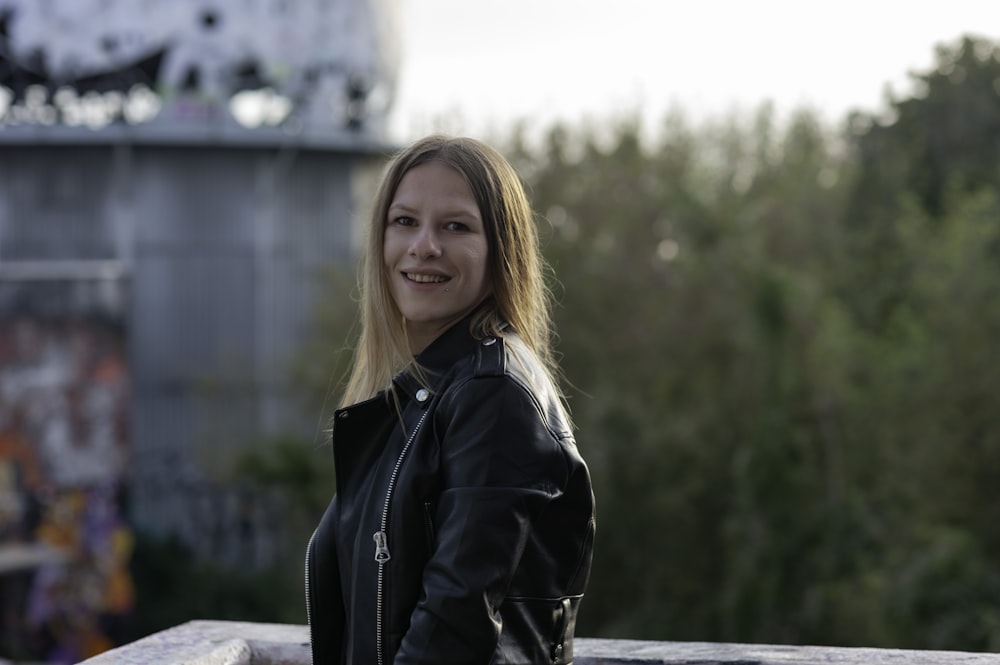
308, 497, 346, 664
393, 374, 570, 665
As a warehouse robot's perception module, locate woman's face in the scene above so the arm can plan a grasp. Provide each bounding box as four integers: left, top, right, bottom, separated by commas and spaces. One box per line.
384, 161, 491, 353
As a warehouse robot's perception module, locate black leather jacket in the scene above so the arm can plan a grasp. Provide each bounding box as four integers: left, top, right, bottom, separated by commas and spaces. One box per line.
306, 320, 595, 665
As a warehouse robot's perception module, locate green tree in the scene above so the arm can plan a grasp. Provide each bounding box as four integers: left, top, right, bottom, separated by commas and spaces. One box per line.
849, 35, 1000, 221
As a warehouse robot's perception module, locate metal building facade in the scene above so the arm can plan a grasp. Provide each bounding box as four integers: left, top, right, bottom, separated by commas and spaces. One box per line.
0, 2, 398, 657
0, 128, 387, 560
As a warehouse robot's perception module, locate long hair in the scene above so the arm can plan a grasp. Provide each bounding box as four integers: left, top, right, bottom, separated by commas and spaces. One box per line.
341, 135, 561, 407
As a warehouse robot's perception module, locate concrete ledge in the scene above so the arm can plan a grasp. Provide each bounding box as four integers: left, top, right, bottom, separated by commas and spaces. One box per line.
78, 621, 308, 665
78, 620, 1000, 664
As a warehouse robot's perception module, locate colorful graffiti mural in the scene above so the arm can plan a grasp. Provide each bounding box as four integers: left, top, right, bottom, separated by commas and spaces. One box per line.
0, 280, 131, 663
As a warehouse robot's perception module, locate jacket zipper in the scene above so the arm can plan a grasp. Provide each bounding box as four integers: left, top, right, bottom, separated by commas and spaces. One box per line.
375, 408, 429, 665
304, 529, 317, 665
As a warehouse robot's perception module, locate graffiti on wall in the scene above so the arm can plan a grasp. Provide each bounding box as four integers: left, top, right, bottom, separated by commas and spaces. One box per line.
0, 0, 399, 131
0, 282, 131, 664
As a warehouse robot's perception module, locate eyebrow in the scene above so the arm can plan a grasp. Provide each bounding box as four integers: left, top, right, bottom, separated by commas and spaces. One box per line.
388, 203, 480, 219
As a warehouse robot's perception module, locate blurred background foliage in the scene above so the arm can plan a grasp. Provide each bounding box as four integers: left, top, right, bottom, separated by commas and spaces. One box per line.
135, 34, 1000, 651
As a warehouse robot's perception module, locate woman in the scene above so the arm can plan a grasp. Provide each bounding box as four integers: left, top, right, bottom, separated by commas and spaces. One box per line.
306, 135, 595, 665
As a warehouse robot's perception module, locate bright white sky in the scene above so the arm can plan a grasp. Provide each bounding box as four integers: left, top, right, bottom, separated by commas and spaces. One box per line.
389, 0, 1000, 140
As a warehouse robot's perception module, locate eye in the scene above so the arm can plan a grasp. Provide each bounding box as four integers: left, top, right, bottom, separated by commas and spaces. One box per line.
390, 216, 416, 227
445, 221, 471, 232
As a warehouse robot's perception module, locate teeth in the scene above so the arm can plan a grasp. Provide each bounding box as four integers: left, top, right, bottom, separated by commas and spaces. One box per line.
406, 273, 448, 284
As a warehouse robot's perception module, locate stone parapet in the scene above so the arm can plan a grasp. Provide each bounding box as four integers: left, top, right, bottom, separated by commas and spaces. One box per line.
79, 620, 1000, 664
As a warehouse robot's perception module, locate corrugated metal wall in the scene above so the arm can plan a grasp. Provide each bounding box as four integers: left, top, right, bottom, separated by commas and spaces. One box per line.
1, 147, 118, 260
0, 138, 376, 563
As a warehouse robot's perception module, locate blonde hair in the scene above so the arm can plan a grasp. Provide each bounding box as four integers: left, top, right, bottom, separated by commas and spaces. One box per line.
341, 135, 561, 407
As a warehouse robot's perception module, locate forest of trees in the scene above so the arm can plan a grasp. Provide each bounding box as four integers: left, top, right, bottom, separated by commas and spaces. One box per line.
135, 34, 1000, 653
503, 34, 1000, 650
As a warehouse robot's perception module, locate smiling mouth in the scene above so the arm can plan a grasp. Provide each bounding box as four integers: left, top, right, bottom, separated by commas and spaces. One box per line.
404, 272, 450, 284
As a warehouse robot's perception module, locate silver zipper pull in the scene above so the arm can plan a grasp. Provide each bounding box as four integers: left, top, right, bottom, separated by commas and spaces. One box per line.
373, 530, 391, 563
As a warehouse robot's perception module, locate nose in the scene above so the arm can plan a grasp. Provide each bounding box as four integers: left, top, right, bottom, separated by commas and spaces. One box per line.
409, 226, 441, 259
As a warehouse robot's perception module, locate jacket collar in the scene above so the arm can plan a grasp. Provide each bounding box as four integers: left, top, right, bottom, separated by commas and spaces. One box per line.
392, 313, 485, 404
